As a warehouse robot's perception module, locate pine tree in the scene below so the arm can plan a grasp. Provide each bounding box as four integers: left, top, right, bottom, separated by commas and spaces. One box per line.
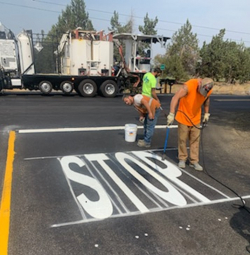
35, 0, 93, 73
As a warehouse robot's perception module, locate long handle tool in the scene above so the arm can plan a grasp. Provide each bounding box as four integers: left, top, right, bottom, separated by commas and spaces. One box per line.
162, 127, 170, 160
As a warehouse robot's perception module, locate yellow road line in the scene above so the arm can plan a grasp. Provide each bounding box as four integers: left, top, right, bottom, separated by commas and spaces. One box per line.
0, 131, 16, 255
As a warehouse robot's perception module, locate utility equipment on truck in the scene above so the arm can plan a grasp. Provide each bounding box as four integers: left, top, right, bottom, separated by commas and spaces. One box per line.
0, 23, 170, 97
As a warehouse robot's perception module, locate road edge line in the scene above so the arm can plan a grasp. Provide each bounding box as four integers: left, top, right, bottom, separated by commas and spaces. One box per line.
17, 125, 178, 134
0, 131, 16, 255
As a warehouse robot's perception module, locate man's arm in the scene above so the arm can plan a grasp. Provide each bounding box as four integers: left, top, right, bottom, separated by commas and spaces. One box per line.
169, 85, 188, 114
203, 97, 210, 113
202, 97, 211, 123
141, 98, 154, 119
166, 84, 188, 126
151, 88, 160, 102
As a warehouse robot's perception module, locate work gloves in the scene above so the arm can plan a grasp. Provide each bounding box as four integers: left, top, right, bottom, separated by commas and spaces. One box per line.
203, 113, 210, 123
166, 112, 210, 126
139, 116, 145, 123
166, 112, 175, 126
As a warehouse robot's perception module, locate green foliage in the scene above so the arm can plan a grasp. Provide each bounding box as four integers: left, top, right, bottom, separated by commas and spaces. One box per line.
169, 20, 199, 76
166, 55, 188, 81
199, 29, 227, 81
35, 0, 94, 73
138, 13, 158, 56
33, 1, 250, 83
109, 11, 133, 33
236, 47, 250, 83
154, 54, 188, 81
138, 13, 158, 35
55, 0, 93, 36
109, 11, 134, 63
199, 29, 250, 83
157, 20, 199, 81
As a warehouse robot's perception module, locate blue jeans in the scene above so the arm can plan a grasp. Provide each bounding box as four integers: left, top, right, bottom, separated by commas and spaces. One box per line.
143, 108, 160, 144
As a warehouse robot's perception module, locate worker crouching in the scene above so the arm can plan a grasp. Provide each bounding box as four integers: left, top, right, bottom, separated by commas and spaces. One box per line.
123, 94, 161, 148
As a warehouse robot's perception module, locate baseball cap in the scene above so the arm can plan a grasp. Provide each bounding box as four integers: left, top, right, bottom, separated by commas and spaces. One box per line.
199, 78, 214, 97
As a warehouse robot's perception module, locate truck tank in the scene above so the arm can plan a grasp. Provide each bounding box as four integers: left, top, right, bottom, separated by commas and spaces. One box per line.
61, 29, 113, 76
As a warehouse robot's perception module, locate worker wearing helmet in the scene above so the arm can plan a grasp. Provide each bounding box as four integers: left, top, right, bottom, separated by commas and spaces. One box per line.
166, 78, 214, 171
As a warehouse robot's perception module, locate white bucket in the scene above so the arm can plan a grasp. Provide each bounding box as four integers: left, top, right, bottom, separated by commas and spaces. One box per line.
125, 124, 137, 142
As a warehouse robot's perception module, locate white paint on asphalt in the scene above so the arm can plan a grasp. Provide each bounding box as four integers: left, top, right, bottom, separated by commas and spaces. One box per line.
215, 99, 250, 101
17, 125, 178, 134
47, 150, 243, 227
51, 195, 250, 228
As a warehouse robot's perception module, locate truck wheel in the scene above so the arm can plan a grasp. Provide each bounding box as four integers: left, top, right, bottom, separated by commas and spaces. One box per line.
60, 81, 73, 94
100, 80, 118, 98
39, 81, 52, 94
78, 79, 97, 97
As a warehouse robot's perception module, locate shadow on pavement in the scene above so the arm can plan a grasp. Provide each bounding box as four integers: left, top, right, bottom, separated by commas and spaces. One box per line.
230, 206, 250, 253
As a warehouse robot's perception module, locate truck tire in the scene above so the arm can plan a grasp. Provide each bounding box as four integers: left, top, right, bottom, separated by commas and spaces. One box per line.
39, 81, 53, 94
60, 81, 73, 94
100, 80, 118, 98
78, 79, 97, 97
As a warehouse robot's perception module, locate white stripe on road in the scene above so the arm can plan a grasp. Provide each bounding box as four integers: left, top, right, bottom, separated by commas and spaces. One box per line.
51, 194, 250, 228
215, 99, 250, 101
23, 148, 179, 161
18, 125, 178, 134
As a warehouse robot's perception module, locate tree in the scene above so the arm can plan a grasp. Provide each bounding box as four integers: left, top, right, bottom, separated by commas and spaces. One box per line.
199, 29, 227, 81
138, 13, 158, 57
167, 20, 199, 77
109, 11, 133, 33
223, 41, 240, 83
236, 46, 250, 83
199, 29, 250, 83
155, 20, 199, 81
138, 13, 158, 35
35, 0, 94, 73
109, 11, 134, 63
53, 0, 94, 36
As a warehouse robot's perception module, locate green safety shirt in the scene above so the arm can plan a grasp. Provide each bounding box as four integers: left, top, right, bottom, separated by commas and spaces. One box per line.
142, 72, 157, 97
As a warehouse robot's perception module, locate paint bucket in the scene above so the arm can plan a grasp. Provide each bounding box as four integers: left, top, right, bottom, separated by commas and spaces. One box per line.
125, 124, 137, 142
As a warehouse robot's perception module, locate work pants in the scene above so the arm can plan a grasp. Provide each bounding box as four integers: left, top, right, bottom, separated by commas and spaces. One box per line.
178, 123, 201, 164
143, 108, 160, 144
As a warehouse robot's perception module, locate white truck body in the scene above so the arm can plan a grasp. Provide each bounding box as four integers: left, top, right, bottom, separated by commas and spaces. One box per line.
0, 23, 170, 97
0, 39, 18, 73
59, 29, 114, 76
16, 31, 35, 75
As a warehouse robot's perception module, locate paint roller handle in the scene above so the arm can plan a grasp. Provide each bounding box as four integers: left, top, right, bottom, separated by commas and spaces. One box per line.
163, 127, 170, 153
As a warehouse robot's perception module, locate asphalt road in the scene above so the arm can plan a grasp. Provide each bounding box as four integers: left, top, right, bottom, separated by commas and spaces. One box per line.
0, 92, 250, 255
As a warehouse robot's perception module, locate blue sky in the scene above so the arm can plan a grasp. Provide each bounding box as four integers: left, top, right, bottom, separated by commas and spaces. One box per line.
1, 0, 250, 57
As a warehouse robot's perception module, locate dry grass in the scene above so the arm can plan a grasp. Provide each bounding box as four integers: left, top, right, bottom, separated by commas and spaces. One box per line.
160, 81, 250, 95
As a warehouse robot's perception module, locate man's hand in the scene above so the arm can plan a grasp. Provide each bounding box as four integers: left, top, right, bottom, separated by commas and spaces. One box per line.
166, 112, 175, 126
148, 112, 154, 120
203, 113, 210, 123
139, 116, 145, 123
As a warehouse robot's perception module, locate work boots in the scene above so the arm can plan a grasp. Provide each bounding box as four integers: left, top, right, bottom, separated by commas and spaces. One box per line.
178, 160, 186, 169
189, 162, 203, 171
137, 139, 150, 148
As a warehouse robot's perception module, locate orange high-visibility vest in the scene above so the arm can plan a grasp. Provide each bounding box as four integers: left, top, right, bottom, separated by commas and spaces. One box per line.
134, 95, 160, 118
175, 79, 212, 126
